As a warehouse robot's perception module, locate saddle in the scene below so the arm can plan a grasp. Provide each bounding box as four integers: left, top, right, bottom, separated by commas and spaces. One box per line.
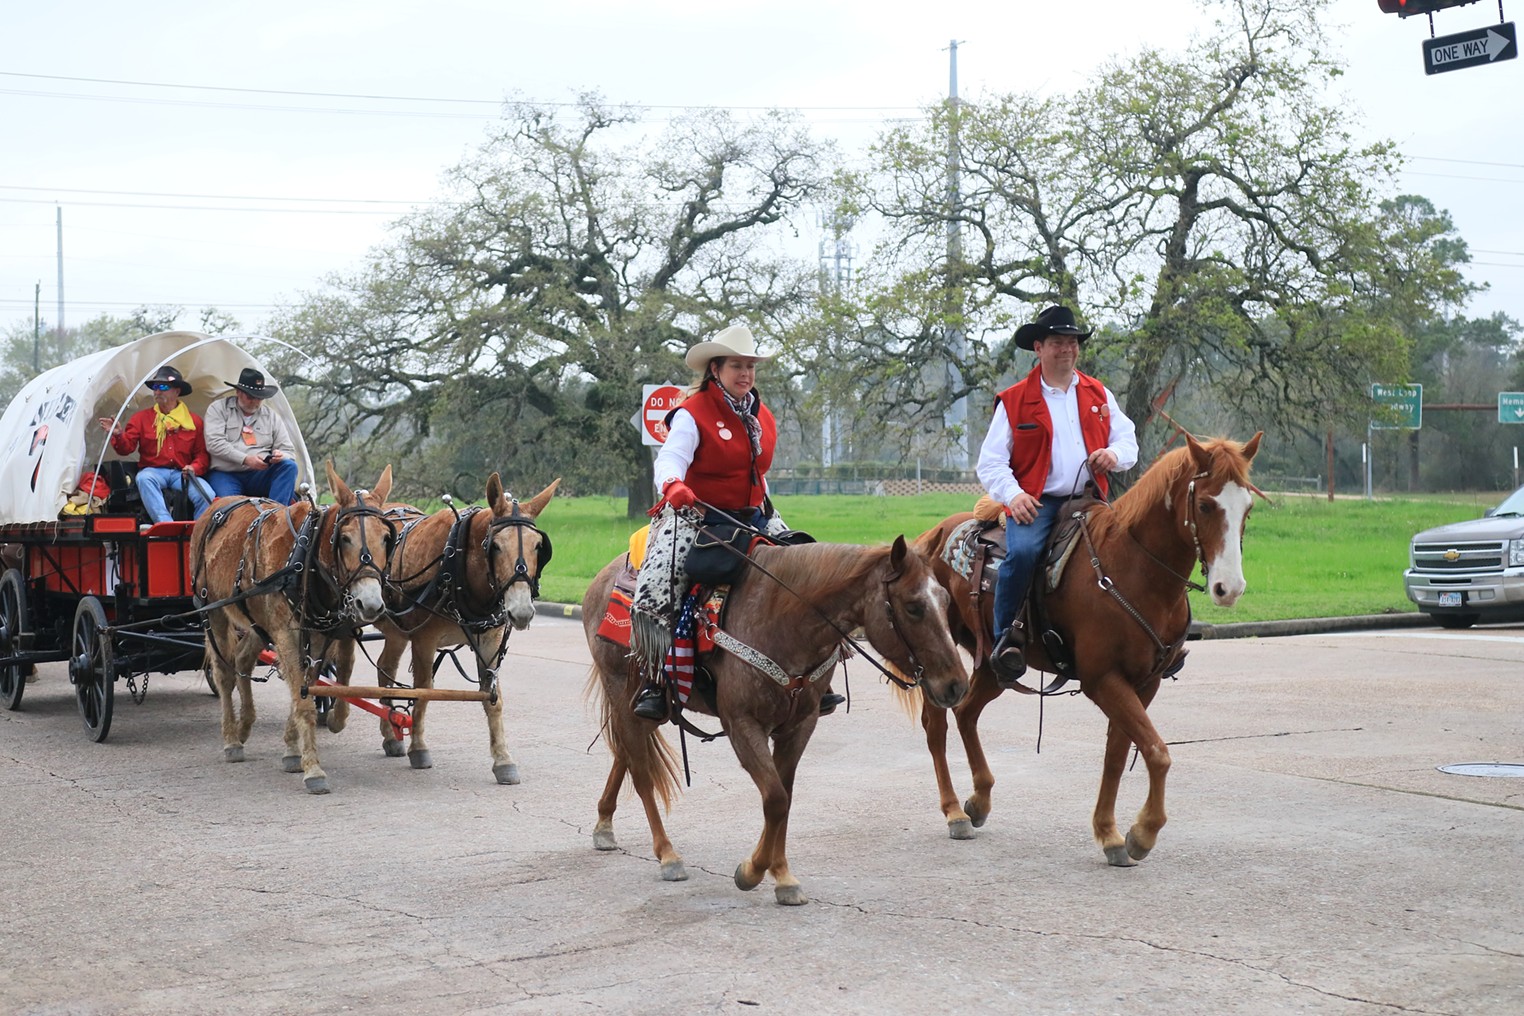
945, 489, 1108, 692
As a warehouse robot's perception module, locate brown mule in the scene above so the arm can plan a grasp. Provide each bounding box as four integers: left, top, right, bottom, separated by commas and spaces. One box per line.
190, 462, 396, 794
905, 433, 1262, 865
366, 475, 558, 782
583, 535, 969, 905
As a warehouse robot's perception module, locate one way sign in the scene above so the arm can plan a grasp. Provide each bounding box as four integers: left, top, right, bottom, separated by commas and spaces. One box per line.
1423, 22, 1517, 75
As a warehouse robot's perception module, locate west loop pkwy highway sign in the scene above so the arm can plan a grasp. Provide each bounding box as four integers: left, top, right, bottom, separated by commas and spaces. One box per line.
1423, 22, 1517, 75
1371, 383, 1422, 430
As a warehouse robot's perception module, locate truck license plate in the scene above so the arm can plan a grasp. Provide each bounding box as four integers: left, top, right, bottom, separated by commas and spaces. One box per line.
1438, 591, 1464, 607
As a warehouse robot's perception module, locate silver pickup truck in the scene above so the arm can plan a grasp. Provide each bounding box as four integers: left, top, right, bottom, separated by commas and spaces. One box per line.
1404, 485, 1524, 628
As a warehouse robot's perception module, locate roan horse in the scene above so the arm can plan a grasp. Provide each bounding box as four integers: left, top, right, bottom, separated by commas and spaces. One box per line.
361, 475, 558, 783
190, 462, 396, 794
907, 433, 1261, 866
583, 535, 969, 905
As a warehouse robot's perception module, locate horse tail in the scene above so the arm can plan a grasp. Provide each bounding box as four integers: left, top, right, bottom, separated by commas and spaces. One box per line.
584, 663, 681, 813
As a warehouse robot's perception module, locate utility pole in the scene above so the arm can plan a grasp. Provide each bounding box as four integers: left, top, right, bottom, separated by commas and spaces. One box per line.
943, 40, 971, 468
817, 211, 856, 469
34, 281, 41, 373
55, 206, 65, 339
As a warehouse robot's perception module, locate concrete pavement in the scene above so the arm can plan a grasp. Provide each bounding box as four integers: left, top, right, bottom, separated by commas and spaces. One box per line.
2, 616, 1521, 1015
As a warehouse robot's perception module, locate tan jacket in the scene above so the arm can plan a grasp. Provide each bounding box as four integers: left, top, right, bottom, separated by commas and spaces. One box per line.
203, 394, 297, 473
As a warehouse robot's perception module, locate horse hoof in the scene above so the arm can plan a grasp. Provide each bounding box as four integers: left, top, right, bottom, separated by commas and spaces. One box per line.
592, 828, 618, 852
408, 749, 432, 770
492, 762, 521, 785
1125, 830, 1153, 861
963, 798, 989, 828
734, 862, 762, 892
660, 859, 688, 882
223, 745, 245, 763
325, 711, 347, 734
281, 754, 302, 774
774, 884, 809, 906
382, 739, 405, 758
948, 818, 975, 840
303, 775, 330, 795
1104, 844, 1138, 867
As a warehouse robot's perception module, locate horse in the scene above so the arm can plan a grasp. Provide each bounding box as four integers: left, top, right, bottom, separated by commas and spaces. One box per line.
358, 475, 558, 783
905, 432, 1262, 866
582, 534, 969, 905
190, 462, 397, 794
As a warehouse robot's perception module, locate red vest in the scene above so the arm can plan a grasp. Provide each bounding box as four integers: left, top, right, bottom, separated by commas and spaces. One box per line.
996, 366, 1114, 499
671, 384, 776, 510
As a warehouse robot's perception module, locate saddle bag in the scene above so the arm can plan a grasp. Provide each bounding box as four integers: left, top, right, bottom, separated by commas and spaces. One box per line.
685, 524, 756, 586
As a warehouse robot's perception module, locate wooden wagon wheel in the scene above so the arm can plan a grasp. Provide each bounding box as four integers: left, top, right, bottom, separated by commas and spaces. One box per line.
70, 596, 115, 743
0, 568, 29, 711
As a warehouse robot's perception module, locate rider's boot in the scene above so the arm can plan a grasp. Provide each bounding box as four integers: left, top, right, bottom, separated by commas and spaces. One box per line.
631, 681, 669, 721
989, 623, 1027, 688
819, 685, 846, 715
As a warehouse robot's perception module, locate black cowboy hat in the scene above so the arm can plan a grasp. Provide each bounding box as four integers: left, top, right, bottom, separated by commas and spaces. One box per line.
1014, 305, 1094, 351
227, 367, 279, 400
144, 364, 193, 396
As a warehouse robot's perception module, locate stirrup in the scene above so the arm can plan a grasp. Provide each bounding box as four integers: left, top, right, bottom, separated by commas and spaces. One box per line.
989, 629, 1026, 687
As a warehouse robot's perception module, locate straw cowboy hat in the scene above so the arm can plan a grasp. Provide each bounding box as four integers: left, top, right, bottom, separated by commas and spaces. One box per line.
226, 367, 279, 400
1013, 305, 1094, 351
144, 364, 193, 396
684, 324, 773, 372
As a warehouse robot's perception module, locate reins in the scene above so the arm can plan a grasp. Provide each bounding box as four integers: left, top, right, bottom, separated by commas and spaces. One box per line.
691, 501, 926, 691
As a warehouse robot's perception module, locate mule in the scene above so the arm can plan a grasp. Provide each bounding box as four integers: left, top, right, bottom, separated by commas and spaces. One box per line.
907, 433, 1261, 865
583, 535, 969, 905
359, 475, 558, 783
190, 462, 396, 794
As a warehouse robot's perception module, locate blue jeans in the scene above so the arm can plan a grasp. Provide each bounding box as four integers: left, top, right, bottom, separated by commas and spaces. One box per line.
207, 459, 298, 505
992, 495, 1064, 639
136, 467, 213, 523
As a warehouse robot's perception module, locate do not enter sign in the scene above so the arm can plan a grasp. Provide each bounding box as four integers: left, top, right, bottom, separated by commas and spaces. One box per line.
634, 384, 683, 445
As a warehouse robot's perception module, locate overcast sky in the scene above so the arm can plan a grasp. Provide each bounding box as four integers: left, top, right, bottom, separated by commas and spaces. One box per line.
2, 0, 1520, 339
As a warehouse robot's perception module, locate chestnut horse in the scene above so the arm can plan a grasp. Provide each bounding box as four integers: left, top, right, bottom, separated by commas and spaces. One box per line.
907, 433, 1261, 865
583, 536, 968, 905
190, 462, 396, 794
363, 475, 558, 782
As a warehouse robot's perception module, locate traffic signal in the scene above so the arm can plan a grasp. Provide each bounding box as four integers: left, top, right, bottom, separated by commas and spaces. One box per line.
1378, 0, 1483, 16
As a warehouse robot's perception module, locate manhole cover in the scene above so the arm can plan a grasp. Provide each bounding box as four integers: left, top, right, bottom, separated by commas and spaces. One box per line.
1437, 763, 1524, 778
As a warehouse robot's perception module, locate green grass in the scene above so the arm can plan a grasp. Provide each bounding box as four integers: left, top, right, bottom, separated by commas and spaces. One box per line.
531, 490, 1505, 622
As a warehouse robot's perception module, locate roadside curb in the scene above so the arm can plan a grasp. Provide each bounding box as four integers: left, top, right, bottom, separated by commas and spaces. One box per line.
538, 599, 1438, 639
1190, 612, 1434, 640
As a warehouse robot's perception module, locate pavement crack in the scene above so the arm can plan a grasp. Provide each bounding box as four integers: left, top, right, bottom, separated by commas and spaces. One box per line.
1168, 726, 1363, 745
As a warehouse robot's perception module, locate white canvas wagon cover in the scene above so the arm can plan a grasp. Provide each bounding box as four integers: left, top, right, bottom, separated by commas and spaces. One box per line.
0, 331, 315, 524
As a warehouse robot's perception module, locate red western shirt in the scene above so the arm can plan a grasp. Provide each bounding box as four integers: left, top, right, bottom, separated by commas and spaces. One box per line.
996, 366, 1114, 499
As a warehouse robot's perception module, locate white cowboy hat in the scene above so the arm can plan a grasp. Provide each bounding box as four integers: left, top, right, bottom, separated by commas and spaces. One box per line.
684, 324, 773, 372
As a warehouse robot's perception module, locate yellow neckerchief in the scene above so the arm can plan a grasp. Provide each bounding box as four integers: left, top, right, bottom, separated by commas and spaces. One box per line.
154, 402, 196, 449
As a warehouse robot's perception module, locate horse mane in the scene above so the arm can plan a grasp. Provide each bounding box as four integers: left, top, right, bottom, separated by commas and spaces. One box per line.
750, 541, 891, 603
1113, 437, 1254, 530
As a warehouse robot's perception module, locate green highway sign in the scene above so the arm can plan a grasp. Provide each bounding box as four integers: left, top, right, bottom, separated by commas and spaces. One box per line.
1371, 383, 1422, 430
1500, 392, 1524, 424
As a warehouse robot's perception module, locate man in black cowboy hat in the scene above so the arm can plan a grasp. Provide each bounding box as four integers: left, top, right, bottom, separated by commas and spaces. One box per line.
204, 367, 299, 504
98, 364, 214, 523
975, 305, 1138, 686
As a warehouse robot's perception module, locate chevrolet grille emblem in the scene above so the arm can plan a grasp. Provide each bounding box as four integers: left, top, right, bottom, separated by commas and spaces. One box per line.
1443, 549, 1460, 561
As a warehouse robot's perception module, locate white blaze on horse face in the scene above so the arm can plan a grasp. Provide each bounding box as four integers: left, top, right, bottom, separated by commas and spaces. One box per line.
1205, 481, 1252, 607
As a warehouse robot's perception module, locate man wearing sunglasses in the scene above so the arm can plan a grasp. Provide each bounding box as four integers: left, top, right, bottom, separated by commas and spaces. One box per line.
98, 365, 213, 523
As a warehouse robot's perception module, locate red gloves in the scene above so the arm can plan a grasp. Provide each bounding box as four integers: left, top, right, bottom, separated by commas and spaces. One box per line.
663, 480, 697, 510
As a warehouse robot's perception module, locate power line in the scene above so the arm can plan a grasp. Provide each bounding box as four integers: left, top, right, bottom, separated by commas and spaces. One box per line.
0, 196, 401, 215
0, 183, 432, 206
0, 70, 923, 112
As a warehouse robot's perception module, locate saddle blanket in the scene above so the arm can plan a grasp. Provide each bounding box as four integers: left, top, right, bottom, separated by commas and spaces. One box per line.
595, 558, 723, 656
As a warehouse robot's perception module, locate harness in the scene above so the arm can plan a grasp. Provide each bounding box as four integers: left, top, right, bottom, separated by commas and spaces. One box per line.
380, 496, 553, 693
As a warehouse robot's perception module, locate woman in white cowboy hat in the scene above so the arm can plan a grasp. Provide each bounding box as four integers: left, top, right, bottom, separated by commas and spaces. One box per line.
629, 325, 843, 720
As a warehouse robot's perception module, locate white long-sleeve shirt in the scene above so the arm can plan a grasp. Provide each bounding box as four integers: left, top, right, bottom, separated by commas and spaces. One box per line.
976, 375, 1138, 505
